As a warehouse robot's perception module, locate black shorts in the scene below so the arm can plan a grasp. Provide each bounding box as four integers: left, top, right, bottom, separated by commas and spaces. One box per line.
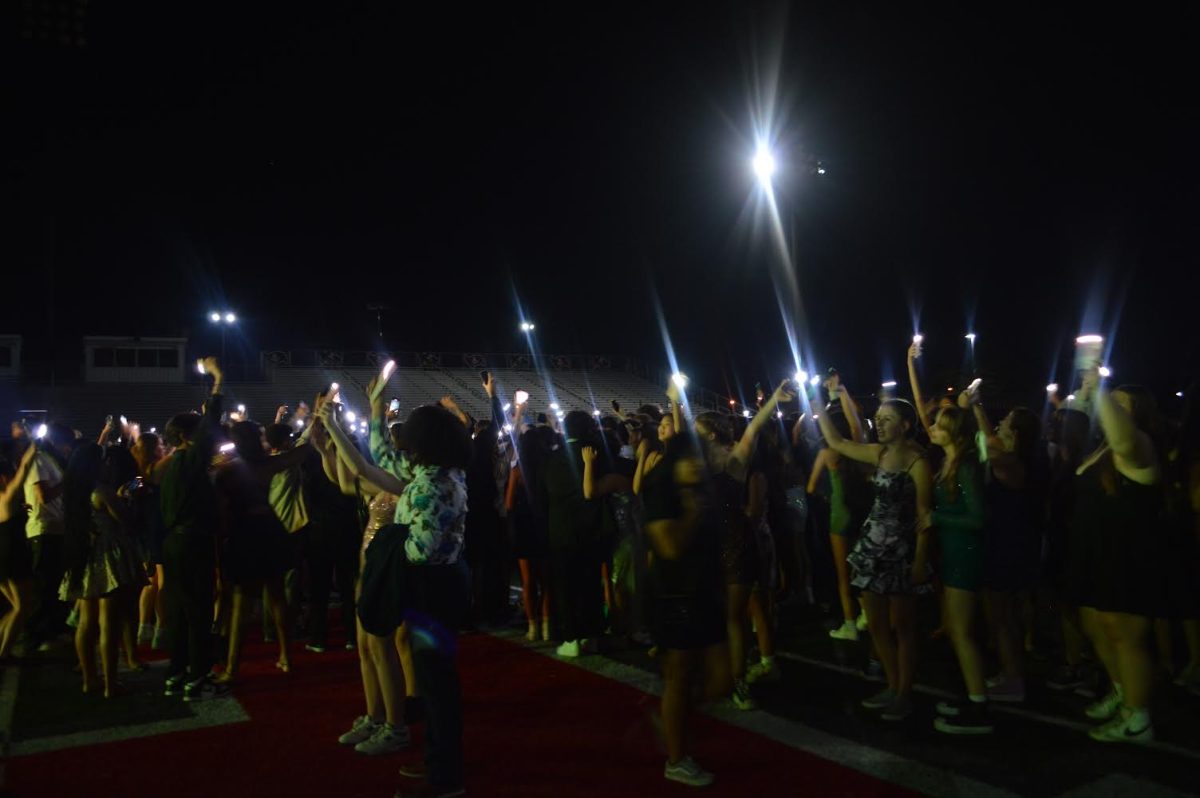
653, 594, 725, 651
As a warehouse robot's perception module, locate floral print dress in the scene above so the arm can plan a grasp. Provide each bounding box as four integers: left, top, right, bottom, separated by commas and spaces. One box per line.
846, 463, 934, 596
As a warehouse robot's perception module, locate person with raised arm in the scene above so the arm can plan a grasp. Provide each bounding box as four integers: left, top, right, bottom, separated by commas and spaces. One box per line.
817, 393, 934, 722
362, 370, 472, 796
159, 356, 226, 702
809, 376, 872, 641
924, 402, 992, 734
965, 390, 1046, 705
1064, 369, 1167, 744
906, 340, 936, 439
692, 379, 795, 712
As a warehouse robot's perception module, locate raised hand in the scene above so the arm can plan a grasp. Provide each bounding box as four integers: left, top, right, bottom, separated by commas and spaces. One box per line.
772, 379, 796, 405
482, 372, 496, 398
908, 342, 922, 362
581, 446, 598, 465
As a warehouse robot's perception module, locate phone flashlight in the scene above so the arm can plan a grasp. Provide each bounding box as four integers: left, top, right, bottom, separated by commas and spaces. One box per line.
389, 398, 401, 412
671, 373, 689, 389
381, 360, 396, 381
196, 359, 206, 375
967, 378, 982, 394
515, 390, 530, 405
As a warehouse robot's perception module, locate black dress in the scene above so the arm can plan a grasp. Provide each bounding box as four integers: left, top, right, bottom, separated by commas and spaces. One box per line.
1064, 457, 1167, 617
216, 461, 291, 585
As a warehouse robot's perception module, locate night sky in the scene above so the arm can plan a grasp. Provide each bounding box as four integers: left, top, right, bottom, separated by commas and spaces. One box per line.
5, 5, 1198, 405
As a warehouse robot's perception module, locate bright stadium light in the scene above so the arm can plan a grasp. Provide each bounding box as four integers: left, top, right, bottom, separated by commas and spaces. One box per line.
965, 333, 977, 343
209, 312, 221, 323
752, 143, 776, 186
224, 312, 236, 324
520, 321, 536, 333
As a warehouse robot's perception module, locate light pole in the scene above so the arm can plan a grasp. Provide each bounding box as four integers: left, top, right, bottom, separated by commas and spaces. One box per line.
209, 310, 237, 362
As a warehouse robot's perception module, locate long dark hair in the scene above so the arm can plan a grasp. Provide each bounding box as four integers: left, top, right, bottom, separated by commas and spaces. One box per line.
63, 444, 105, 592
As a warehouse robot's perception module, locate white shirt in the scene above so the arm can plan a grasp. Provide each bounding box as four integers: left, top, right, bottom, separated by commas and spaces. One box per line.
24, 451, 65, 539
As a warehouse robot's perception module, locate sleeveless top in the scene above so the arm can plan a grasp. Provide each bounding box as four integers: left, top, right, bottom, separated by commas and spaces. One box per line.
845, 449, 934, 595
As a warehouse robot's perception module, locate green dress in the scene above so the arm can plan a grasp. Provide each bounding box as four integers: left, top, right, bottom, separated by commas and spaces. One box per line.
932, 461, 986, 591
828, 461, 869, 537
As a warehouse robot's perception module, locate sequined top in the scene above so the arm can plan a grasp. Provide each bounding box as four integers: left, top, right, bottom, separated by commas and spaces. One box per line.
363, 491, 399, 554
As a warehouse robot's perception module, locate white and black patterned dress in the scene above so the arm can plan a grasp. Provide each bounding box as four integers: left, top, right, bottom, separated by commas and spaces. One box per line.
846, 463, 934, 596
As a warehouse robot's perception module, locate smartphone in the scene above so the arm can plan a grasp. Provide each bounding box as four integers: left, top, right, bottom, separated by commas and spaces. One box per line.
1074, 335, 1103, 374
389, 398, 401, 412
966, 378, 982, 396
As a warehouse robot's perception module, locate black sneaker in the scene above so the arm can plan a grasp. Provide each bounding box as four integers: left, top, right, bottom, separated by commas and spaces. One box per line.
183, 675, 230, 703
934, 701, 994, 735
164, 672, 187, 697
1046, 664, 1085, 692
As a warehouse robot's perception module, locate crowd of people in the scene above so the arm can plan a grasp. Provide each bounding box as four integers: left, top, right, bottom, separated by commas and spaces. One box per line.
0, 340, 1197, 795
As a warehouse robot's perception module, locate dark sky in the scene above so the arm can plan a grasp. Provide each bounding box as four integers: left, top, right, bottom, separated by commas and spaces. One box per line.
5, 4, 1198, 404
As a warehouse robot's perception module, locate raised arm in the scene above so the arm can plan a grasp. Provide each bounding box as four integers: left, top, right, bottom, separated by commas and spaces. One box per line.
1094, 377, 1156, 470
0, 444, 38, 517
318, 402, 408, 495
835, 383, 866, 443
817, 408, 881, 466
731, 380, 796, 466
906, 342, 934, 437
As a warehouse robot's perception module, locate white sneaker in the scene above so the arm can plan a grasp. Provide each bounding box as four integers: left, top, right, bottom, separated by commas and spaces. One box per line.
664, 756, 715, 787
829, 621, 859, 642
855, 610, 868, 632
354, 722, 410, 755
556, 640, 581, 658
746, 660, 781, 685
338, 715, 381, 745
1085, 688, 1124, 721
1088, 710, 1154, 744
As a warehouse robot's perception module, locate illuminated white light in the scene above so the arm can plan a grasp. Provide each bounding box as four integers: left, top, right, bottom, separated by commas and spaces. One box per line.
294, 418, 304, 428
1066, 394, 1077, 402
912, 334, 923, 344
120, 415, 128, 425
1098, 366, 1112, 378
794, 370, 809, 384
503, 403, 512, 412
236, 405, 245, 415
219, 442, 236, 453
520, 321, 536, 332
1076, 334, 1103, 345
776, 411, 784, 419
1046, 383, 1059, 393
209, 312, 221, 322
381, 360, 396, 380
224, 312, 236, 323
728, 399, 736, 406
671, 373, 689, 389
550, 402, 560, 411
503, 423, 513, 433
814, 414, 821, 420
149, 427, 157, 433
816, 166, 826, 175
35, 423, 48, 439
967, 378, 982, 393
514, 390, 529, 405
344, 410, 357, 423
556, 412, 565, 420
592, 409, 601, 417
881, 381, 898, 388
965, 333, 977, 343
742, 410, 751, 419
196, 360, 206, 375
810, 375, 821, 387
752, 144, 776, 185
1177, 392, 1185, 398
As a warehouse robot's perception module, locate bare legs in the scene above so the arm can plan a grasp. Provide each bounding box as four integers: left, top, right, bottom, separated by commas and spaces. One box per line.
220, 579, 291, 681
264, 577, 290, 671
1095, 610, 1153, 710
861, 592, 917, 697
0, 580, 30, 657
747, 588, 774, 660
660, 643, 731, 765
984, 590, 1023, 682
518, 558, 551, 641
74, 595, 121, 696
725, 584, 751, 683
830, 535, 856, 624
944, 587, 985, 696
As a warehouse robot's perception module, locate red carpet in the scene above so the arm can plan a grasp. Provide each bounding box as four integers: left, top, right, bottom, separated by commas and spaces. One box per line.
8, 633, 917, 797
